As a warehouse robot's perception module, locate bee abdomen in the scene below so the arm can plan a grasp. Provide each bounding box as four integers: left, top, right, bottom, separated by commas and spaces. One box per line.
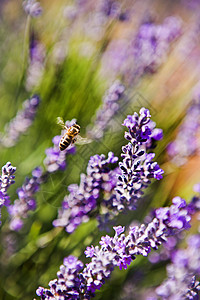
59, 136, 71, 151
73, 124, 80, 132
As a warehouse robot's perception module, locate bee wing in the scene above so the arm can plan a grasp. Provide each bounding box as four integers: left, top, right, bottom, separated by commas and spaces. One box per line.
56, 117, 66, 129
75, 135, 92, 145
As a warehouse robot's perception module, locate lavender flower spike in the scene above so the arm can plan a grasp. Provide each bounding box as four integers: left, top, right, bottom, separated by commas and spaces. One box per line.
167, 86, 200, 166
23, 0, 42, 17
8, 167, 43, 231
36, 255, 84, 299
53, 152, 118, 233
156, 234, 200, 299
86, 80, 125, 140
114, 107, 164, 211
53, 108, 163, 232
0, 162, 16, 223
26, 35, 46, 91
36, 198, 191, 299
132, 16, 182, 77
1, 95, 40, 148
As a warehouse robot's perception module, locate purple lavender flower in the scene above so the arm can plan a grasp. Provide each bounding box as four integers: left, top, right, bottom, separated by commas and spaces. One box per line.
53, 152, 118, 233
36, 198, 191, 299
149, 186, 200, 264
23, 0, 42, 17
44, 119, 77, 173
44, 135, 76, 173
8, 119, 77, 231
186, 276, 200, 300
193, 183, 200, 194
36, 255, 84, 299
101, 16, 182, 82
54, 108, 163, 233
182, 0, 200, 10
1, 95, 40, 148
8, 167, 44, 231
167, 86, 200, 166
26, 35, 45, 91
86, 80, 125, 140
132, 16, 182, 77
114, 108, 164, 211
0, 162, 16, 224
101, 39, 129, 79
156, 234, 200, 299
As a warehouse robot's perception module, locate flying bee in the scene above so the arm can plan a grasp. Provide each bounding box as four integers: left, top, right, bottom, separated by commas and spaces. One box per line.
57, 117, 92, 151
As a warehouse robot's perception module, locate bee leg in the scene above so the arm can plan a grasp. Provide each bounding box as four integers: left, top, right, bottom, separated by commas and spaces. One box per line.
72, 138, 77, 144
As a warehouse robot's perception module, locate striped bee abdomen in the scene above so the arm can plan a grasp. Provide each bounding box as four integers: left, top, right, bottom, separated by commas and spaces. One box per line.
73, 124, 80, 132
58, 123, 81, 151
59, 135, 72, 151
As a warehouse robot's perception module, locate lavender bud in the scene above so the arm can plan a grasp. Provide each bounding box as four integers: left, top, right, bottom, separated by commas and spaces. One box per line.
23, 0, 42, 17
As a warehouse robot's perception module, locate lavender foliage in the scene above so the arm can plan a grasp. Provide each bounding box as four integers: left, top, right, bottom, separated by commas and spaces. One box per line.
0, 95, 40, 148
36, 197, 192, 299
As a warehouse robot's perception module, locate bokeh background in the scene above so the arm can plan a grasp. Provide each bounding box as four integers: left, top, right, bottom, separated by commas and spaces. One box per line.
0, 0, 200, 299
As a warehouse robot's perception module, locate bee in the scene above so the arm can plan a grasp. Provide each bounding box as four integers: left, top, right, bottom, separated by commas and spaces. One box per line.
57, 117, 92, 151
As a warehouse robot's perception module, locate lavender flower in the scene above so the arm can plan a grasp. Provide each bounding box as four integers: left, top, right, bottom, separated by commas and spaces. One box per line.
8, 119, 77, 231
23, 0, 42, 17
149, 185, 200, 264
182, 0, 200, 10
132, 16, 182, 77
101, 39, 129, 79
193, 183, 200, 193
114, 108, 164, 211
1, 95, 40, 148
96, 0, 129, 21
8, 167, 44, 231
44, 119, 77, 173
185, 276, 200, 300
54, 108, 163, 233
156, 234, 200, 299
53, 152, 118, 233
0, 162, 16, 224
86, 80, 125, 140
36, 198, 191, 299
167, 86, 200, 166
44, 135, 75, 173
36, 255, 84, 299
26, 35, 46, 91
101, 16, 182, 82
